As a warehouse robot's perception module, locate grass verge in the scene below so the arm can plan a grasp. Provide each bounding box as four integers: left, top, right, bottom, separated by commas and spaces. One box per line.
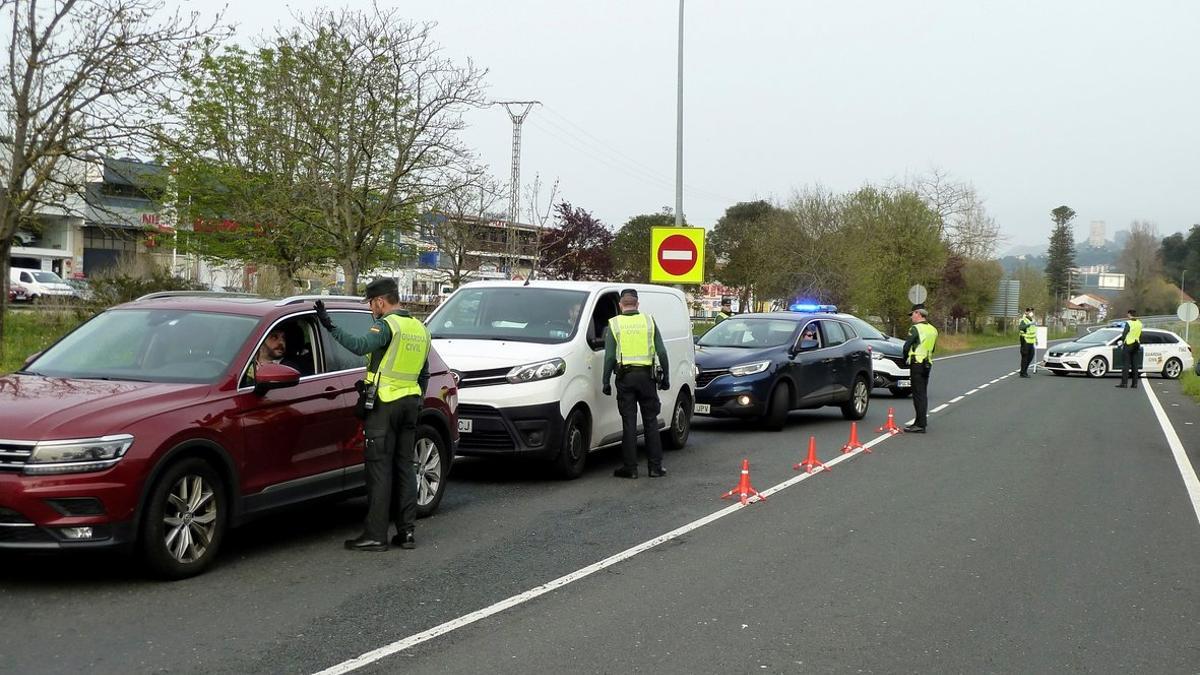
1, 310, 85, 374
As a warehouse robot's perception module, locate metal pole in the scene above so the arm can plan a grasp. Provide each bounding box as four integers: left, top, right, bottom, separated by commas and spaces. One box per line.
675, 0, 684, 227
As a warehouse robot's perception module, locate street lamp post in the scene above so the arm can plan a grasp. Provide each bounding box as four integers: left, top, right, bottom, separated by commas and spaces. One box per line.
675, 0, 684, 228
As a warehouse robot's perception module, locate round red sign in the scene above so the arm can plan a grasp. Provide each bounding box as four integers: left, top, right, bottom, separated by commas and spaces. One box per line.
657, 234, 698, 276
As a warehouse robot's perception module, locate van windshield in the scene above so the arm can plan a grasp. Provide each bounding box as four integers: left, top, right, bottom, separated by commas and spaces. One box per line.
32, 271, 64, 283
429, 287, 589, 344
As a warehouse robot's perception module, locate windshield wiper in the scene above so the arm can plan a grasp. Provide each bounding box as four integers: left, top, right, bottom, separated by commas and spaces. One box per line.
86, 376, 153, 383
13, 370, 41, 376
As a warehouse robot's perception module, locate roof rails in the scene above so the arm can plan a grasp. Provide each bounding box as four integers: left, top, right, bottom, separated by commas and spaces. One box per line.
276, 294, 365, 307
135, 290, 260, 302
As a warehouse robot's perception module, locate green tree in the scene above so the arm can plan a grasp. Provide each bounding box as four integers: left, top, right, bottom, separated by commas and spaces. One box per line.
611, 209, 678, 282
1045, 205, 1078, 303
1117, 221, 1165, 313
1013, 262, 1051, 318
710, 200, 783, 307
958, 259, 1004, 330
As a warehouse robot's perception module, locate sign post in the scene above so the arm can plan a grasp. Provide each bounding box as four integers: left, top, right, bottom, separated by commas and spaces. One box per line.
650, 227, 705, 285
1177, 301, 1198, 341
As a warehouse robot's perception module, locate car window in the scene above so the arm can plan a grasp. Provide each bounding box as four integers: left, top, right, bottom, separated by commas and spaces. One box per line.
842, 315, 885, 340
588, 292, 619, 350
20, 271, 33, 283
320, 311, 376, 371
798, 321, 823, 349
822, 321, 847, 347
1079, 328, 1120, 345
698, 318, 798, 348
1154, 332, 1179, 344
33, 271, 63, 283
28, 309, 259, 383
839, 321, 859, 340
240, 316, 321, 387
1139, 333, 1161, 345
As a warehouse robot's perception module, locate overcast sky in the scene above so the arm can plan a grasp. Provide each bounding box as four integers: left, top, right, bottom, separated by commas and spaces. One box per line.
221, 0, 1200, 252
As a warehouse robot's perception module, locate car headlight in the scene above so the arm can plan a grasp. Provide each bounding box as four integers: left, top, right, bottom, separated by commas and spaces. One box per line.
729, 361, 771, 377
506, 358, 566, 384
24, 434, 134, 475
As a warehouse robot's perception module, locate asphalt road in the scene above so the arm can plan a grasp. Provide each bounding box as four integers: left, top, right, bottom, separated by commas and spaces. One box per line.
2, 345, 1199, 674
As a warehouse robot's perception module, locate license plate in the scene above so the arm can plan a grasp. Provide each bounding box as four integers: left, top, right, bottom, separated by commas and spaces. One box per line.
896, 379, 911, 388
458, 419, 472, 433
693, 403, 711, 414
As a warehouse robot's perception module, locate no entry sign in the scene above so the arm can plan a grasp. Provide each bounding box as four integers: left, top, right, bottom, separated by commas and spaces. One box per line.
650, 226, 705, 284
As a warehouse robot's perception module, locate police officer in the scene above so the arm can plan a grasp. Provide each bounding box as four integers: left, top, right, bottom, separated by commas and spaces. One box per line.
715, 298, 733, 324
902, 306, 938, 433
1116, 308, 1143, 389
602, 288, 670, 479
1018, 307, 1038, 378
314, 278, 430, 552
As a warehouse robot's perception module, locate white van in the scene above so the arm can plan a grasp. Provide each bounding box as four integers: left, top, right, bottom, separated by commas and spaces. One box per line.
9, 267, 75, 301
427, 281, 697, 478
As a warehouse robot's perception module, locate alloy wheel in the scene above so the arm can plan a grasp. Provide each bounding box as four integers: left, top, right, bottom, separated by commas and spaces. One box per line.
162, 474, 217, 564
416, 436, 442, 507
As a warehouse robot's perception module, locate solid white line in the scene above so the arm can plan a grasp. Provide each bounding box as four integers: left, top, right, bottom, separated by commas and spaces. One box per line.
1141, 385, 1200, 528
931, 404, 949, 413
949, 396, 964, 403
660, 250, 693, 260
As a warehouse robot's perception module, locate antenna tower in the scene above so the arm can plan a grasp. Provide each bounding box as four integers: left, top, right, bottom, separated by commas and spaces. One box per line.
496, 101, 540, 275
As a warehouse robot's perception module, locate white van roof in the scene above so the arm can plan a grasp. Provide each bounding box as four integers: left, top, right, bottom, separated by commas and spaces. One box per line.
456, 279, 686, 299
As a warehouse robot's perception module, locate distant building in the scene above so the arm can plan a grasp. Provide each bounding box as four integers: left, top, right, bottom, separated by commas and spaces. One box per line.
1088, 220, 1106, 248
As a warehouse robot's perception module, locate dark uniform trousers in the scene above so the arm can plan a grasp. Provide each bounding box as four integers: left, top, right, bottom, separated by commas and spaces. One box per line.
1120, 343, 1142, 388
615, 366, 663, 471
362, 394, 420, 542
910, 361, 932, 428
1019, 341, 1034, 375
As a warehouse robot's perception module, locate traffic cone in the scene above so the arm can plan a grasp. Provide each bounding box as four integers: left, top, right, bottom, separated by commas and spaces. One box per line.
794, 436, 830, 474
876, 407, 903, 435
841, 422, 869, 454
720, 459, 764, 505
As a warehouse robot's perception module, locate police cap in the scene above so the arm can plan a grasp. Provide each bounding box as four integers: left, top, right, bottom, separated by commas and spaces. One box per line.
363, 277, 398, 301
620, 288, 639, 300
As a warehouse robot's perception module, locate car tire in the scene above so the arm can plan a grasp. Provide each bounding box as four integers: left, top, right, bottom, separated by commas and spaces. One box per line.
1087, 356, 1108, 378
415, 423, 450, 518
140, 457, 227, 580
888, 386, 911, 397
1163, 357, 1183, 380
553, 408, 589, 479
761, 382, 790, 431
662, 389, 691, 450
841, 375, 870, 420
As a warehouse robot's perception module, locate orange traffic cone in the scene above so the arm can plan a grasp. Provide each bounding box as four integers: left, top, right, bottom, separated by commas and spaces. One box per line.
841, 421, 869, 454
720, 459, 765, 505
876, 407, 903, 435
794, 436, 830, 474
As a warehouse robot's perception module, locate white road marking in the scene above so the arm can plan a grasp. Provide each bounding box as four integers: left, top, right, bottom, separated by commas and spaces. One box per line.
660, 250, 693, 260
989, 378, 1001, 384
1141, 385, 1200, 528
949, 396, 964, 403
931, 404, 949, 413
978, 383, 990, 389
965, 389, 979, 395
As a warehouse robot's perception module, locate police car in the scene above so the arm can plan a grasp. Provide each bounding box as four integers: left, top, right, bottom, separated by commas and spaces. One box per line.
833, 313, 912, 396
1043, 326, 1193, 379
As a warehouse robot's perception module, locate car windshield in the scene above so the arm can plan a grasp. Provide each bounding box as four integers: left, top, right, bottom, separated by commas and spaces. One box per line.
26, 309, 260, 383
842, 316, 886, 340
1078, 328, 1120, 345
698, 318, 797, 348
32, 271, 64, 283
428, 287, 589, 344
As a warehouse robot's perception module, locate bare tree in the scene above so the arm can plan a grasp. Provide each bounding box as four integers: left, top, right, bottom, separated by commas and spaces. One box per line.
430, 174, 504, 289
0, 0, 226, 355
898, 167, 1004, 258
524, 173, 557, 280
1117, 220, 1164, 312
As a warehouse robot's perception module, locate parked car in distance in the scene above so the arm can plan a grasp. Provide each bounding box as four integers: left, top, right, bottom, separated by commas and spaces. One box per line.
426, 280, 697, 478
0, 292, 458, 579
693, 308, 873, 430
64, 278, 94, 301
835, 313, 911, 396
9, 267, 75, 301
7, 280, 29, 302
1043, 327, 1193, 379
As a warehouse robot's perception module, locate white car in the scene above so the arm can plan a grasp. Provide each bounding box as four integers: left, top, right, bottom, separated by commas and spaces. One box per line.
9, 267, 76, 301
1043, 327, 1193, 379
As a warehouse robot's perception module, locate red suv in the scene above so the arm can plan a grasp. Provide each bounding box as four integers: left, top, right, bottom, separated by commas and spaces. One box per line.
0, 292, 458, 578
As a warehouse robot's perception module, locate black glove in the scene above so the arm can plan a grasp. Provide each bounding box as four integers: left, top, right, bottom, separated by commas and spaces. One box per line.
602, 383, 612, 396
658, 378, 670, 391
314, 300, 335, 331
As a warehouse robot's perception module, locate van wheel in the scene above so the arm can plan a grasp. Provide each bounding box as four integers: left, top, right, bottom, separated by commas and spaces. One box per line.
553, 409, 589, 479
140, 457, 226, 580
761, 383, 790, 431
662, 390, 692, 450
415, 424, 450, 518
841, 375, 870, 420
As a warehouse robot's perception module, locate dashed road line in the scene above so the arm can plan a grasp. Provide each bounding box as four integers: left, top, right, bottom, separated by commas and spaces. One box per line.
931, 404, 949, 413
949, 396, 964, 403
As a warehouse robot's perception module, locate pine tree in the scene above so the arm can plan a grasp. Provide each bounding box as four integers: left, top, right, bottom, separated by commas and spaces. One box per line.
1045, 205, 1077, 303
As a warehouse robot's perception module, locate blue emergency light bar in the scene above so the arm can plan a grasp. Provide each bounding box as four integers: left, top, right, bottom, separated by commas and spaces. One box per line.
788, 303, 838, 313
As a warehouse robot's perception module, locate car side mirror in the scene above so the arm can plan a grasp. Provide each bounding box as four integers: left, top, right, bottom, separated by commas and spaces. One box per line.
252, 362, 301, 396
692, 335, 701, 345
795, 338, 819, 352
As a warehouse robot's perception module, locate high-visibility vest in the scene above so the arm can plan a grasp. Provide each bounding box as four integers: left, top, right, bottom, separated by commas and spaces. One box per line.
715, 311, 731, 324
1020, 317, 1037, 345
1125, 319, 1142, 345
371, 314, 430, 402
609, 313, 655, 366
908, 322, 938, 365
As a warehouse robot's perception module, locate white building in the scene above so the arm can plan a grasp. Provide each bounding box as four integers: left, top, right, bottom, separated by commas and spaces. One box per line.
1088, 220, 1106, 248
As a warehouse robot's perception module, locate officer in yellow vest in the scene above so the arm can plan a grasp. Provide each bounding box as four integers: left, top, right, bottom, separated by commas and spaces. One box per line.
315, 278, 430, 552
1018, 307, 1038, 378
901, 306, 938, 433
1116, 309, 1143, 389
602, 288, 670, 479
715, 298, 733, 324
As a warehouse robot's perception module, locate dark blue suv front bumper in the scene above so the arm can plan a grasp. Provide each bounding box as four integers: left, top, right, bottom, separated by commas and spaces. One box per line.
693, 369, 775, 418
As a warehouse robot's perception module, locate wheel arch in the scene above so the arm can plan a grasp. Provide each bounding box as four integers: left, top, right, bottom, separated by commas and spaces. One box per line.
136, 439, 240, 532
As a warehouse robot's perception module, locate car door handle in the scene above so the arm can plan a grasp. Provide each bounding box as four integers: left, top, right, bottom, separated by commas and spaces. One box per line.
822, 358, 835, 364
323, 386, 339, 400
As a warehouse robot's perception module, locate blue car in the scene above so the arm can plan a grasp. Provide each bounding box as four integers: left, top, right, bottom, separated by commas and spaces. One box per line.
692, 310, 873, 430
